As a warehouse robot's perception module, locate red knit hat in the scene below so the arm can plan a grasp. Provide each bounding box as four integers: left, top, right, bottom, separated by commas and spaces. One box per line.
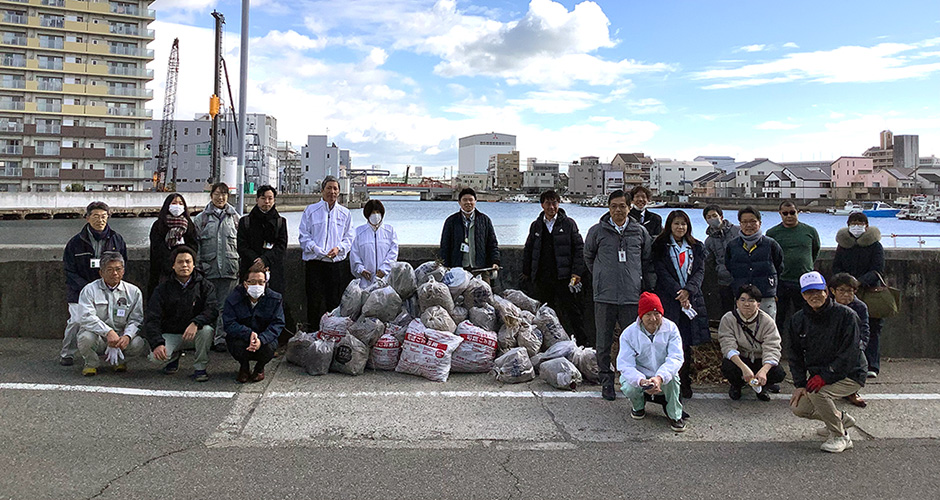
638, 292, 664, 319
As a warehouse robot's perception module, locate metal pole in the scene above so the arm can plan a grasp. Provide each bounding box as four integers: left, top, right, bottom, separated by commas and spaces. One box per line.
211, 11, 224, 184
236, 0, 249, 214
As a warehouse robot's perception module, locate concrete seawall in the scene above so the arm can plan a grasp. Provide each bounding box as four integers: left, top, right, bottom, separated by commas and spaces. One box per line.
1, 245, 938, 358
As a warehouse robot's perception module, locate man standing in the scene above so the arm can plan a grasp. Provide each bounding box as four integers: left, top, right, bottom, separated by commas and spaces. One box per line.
522, 190, 587, 345
193, 182, 240, 353
726, 207, 784, 320
628, 186, 662, 237
144, 246, 217, 382
223, 263, 285, 383
703, 204, 740, 316
584, 189, 655, 400
766, 201, 820, 336
617, 292, 687, 432
237, 185, 290, 333
299, 176, 354, 329
75, 252, 147, 376
61, 202, 127, 366
439, 188, 500, 281
787, 272, 867, 453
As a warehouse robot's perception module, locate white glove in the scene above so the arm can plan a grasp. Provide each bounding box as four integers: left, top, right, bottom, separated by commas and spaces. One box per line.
105, 346, 125, 366
682, 305, 698, 319
568, 282, 583, 294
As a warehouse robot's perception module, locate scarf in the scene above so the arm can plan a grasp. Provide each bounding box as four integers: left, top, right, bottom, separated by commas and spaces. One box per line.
667, 236, 692, 287
741, 230, 762, 248
164, 214, 188, 249
85, 224, 111, 257
248, 204, 280, 246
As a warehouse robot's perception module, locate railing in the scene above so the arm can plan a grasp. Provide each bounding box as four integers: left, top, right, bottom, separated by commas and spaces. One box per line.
0, 121, 23, 132
2, 14, 27, 25
107, 87, 152, 97
34, 167, 59, 177
36, 124, 61, 134
0, 79, 25, 89
39, 17, 65, 29
0, 167, 22, 176
39, 39, 64, 49
105, 148, 148, 158
888, 234, 940, 248
107, 107, 151, 117
105, 127, 151, 138
37, 81, 63, 91
1, 35, 26, 46
105, 168, 143, 178
108, 45, 153, 57
0, 145, 22, 154
107, 66, 153, 77
35, 145, 60, 156
36, 103, 62, 112
0, 56, 26, 67
41, 0, 66, 6
0, 100, 25, 110
37, 60, 63, 70
109, 24, 139, 36
109, 3, 139, 16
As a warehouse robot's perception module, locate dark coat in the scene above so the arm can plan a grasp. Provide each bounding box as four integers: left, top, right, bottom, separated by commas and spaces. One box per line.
844, 297, 871, 350
439, 210, 500, 269
629, 207, 662, 237
237, 205, 288, 292
63, 224, 127, 303
651, 238, 710, 346
522, 208, 585, 281
832, 226, 884, 289
222, 285, 285, 345
143, 272, 218, 350
725, 234, 784, 298
785, 298, 868, 388
148, 218, 199, 300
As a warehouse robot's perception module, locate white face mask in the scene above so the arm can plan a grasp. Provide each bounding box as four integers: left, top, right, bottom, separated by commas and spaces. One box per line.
168, 204, 185, 217
247, 284, 264, 299
369, 213, 382, 225
849, 225, 866, 238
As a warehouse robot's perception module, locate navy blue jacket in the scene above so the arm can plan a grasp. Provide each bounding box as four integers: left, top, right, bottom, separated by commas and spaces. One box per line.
222, 285, 285, 345
651, 239, 710, 346
439, 210, 500, 269
725, 235, 784, 299
63, 224, 127, 303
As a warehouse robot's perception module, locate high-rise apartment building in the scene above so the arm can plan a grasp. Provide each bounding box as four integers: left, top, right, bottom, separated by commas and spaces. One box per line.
0, 1, 155, 192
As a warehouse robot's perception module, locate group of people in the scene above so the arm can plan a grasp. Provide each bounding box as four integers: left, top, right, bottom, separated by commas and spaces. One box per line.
60, 182, 886, 452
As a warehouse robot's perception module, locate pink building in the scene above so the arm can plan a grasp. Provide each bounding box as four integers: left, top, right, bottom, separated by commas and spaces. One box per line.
831, 156, 873, 188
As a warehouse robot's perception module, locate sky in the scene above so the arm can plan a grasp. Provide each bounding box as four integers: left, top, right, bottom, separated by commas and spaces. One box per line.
147, 0, 940, 176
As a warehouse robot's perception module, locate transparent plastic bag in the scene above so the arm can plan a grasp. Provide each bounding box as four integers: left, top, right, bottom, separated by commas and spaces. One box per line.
490, 347, 536, 384
539, 357, 582, 391
389, 261, 417, 299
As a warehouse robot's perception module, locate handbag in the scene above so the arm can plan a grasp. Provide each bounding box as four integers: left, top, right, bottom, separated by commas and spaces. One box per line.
858, 272, 901, 319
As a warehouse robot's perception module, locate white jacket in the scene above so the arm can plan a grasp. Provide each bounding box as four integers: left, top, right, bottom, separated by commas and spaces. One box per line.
78, 278, 145, 339
617, 317, 684, 387
350, 223, 399, 288
298, 200, 354, 262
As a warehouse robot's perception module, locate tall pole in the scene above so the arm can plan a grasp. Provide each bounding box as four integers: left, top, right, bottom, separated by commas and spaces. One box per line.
210, 11, 225, 184
236, 0, 249, 213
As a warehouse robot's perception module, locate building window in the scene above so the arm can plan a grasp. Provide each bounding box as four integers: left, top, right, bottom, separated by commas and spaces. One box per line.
196, 128, 201, 135
183, 127, 188, 135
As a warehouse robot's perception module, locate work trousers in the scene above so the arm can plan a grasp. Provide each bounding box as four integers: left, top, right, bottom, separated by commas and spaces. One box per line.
60, 302, 82, 359
76, 330, 148, 369
866, 317, 884, 374
791, 378, 862, 435
594, 302, 638, 387
147, 325, 214, 371
621, 375, 684, 421
209, 277, 238, 345
305, 259, 351, 330
759, 297, 777, 322
720, 357, 787, 388
530, 278, 588, 347
227, 337, 276, 372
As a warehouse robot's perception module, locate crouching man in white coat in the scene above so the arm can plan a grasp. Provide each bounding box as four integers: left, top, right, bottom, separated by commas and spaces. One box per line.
617, 291, 688, 432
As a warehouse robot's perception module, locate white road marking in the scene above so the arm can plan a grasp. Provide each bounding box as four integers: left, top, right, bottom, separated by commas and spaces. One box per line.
0, 382, 235, 399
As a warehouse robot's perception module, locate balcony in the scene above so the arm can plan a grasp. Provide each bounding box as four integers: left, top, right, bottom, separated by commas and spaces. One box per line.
39, 18, 65, 29
0, 100, 25, 110
109, 3, 144, 16
105, 167, 145, 178
35, 145, 60, 156
107, 66, 154, 78
0, 166, 21, 176
0, 145, 22, 154
35, 102, 62, 112
35, 124, 61, 134
0, 55, 26, 67
105, 148, 150, 158
106, 127, 152, 138
0, 78, 25, 89
107, 107, 151, 118
34, 166, 59, 177
107, 87, 152, 98
37, 60, 64, 70
0, 121, 23, 132
41, 0, 66, 6
109, 24, 139, 36
108, 45, 154, 58
2, 13, 27, 25
1, 34, 26, 46
37, 81, 63, 91
39, 39, 64, 49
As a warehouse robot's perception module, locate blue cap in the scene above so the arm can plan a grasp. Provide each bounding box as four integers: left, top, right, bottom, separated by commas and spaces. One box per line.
800, 271, 827, 293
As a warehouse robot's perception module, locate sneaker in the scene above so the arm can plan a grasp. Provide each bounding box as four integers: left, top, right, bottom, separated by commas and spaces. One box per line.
821, 432, 853, 453
767, 383, 781, 393
210, 342, 228, 353
669, 418, 687, 432
817, 411, 857, 437
756, 389, 771, 402
729, 385, 742, 400
193, 370, 209, 382
113, 363, 127, 373
82, 367, 96, 376
631, 407, 646, 420
601, 384, 616, 401
163, 358, 180, 375
59, 356, 74, 366
867, 371, 878, 379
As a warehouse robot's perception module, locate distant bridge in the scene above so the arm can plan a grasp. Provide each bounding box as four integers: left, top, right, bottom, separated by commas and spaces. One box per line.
354, 183, 456, 200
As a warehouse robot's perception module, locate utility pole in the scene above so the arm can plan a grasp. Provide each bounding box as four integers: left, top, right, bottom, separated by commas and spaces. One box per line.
236, 0, 249, 213
210, 11, 225, 185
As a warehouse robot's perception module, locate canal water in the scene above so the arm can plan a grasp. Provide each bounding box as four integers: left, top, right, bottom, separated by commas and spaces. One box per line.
2, 200, 939, 248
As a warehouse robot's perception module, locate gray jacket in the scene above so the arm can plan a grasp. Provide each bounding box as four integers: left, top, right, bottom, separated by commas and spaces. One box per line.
78, 278, 145, 339
704, 220, 740, 286
193, 203, 240, 279
584, 213, 654, 305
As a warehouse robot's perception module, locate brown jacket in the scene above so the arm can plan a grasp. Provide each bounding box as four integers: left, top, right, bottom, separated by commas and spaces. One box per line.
717, 309, 782, 365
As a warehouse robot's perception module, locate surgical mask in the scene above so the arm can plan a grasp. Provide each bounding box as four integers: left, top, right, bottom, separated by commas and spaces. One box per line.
849, 225, 866, 238
247, 284, 264, 299
461, 208, 474, 216
168, 204, 185, 217
632, 204, 645, 213
706, 218, 721, 228
369, 213, 382, 225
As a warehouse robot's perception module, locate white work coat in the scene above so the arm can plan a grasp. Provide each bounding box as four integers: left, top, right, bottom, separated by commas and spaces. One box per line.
350, 223, 399, 288
298, 200, 354, 262
77, 278, 145, 339
616, 317, 684, 387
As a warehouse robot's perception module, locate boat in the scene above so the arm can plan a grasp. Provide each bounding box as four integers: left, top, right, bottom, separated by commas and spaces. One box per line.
504, 194, 532, 203
827, 201, 862, 216
896, 196, 929, 220
860, 201, 900, 218
647, 201, 667, 209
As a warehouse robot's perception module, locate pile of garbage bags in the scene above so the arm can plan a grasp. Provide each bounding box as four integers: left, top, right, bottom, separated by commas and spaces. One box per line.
284, 261, 599, 389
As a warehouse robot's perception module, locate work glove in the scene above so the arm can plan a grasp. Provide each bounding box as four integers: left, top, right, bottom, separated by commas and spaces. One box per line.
105, 346, 125, 366
805, 375, 826, 393
568, 282, 583, 294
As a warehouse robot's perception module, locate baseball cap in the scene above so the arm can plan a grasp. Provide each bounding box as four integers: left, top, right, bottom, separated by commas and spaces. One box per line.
800, 271, 827, 293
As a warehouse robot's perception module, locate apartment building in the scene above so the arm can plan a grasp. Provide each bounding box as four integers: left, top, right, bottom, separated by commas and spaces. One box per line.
487, 150, 521, 190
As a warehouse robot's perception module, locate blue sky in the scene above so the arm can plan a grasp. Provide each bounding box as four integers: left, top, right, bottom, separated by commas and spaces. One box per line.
148, 0, 940, 175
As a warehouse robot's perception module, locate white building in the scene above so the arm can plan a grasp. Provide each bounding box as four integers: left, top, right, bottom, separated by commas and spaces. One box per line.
301, 135, 349, 193
734, 159, 785, 197
458, 132, 516, 174
522, 161, 559, 194
455, 173, 489, 191
694, 156, 737, 171
603, 170, 624, 195
568, 157, 604, 196
762, 166, 831, 199
650, 160, 717, 195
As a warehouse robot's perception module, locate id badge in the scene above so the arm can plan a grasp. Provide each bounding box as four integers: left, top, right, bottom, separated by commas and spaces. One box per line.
90, 258, 101, 269
263, 242, 274, 250
618, 250, 627, 263
115, 307, 127, 318
460, 242, 470, 253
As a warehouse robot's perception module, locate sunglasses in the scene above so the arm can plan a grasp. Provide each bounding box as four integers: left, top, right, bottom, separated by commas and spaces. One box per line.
780, 210, 797, 216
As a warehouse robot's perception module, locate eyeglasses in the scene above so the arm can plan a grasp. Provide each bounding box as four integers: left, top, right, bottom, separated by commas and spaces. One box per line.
780, 211, 797, 216
103, 266, 124, 274
245, 279, 267, 285
739, 219, 760, 226
833, 287, 856, 294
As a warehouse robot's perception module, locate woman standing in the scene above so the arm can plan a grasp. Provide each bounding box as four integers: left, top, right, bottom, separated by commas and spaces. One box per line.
148, 193, 199, 300
193, 183, 240, 351
651, 210, 709, 399
350, 199, 399, 288
832, 212, 884, 379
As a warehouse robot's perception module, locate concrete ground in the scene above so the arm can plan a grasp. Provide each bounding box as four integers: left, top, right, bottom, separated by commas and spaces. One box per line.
1, 338, 939, 500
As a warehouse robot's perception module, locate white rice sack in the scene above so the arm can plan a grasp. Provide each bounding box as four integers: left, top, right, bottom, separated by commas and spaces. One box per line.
348, 316, 385, 348
329, 334, 369, 376
395, 326, 463, 382
362, 285, 402, 323
571, 346, 600, 384
451, 321, 498, 373
516, 321, 542, 357
421, 305, 457, 333
468, 304, 498, 331
442, 268, 473, 299
539, 357, 582, 391
501, 289, 540, 314
490, 347, 536, 384
389, 261, 417, 299
462, 277, 493, 309
415, 261, 446, 285
339, 279, 364, 319
369, 323, 406, 371
530, 340, 578, 371
317, 313, 352, 343
451, 305, 468, 324
417, 276, 454, 313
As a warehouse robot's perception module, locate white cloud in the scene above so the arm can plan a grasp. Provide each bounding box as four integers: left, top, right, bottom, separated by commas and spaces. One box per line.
755, 120, 800, 130
252, 30, 327, 51
627, 98, 667, 115
736, 44, 766, 53
508, 90, 602, 114
783, 42, 799, 49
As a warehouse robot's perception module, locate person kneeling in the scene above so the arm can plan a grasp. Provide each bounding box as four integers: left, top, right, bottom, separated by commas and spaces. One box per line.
617, 292, 688, 432
718, 285, 786, 401
786, 272, 868, 453
76, 252, 148, 376
223, 263, 285, 383
144, 246, 217, 382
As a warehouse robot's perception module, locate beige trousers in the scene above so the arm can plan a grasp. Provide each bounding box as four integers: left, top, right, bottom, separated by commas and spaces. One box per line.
791, 378, 861, 435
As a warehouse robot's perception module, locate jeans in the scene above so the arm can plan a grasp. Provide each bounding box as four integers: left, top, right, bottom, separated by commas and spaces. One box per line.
621, 374, 684, 421
147, 325, 214, 371
305, 259, 351, 329
77, 331, 148, 369
594, 302, 638, 387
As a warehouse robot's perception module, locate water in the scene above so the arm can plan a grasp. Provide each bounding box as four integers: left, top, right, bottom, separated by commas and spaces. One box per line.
3, 200, 940, 248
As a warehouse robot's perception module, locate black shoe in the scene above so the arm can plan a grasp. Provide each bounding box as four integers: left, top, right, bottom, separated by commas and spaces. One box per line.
756, 389, 771, 401
602, 384, 616, 401
211, 342, 228, 353
59, 356, 74, 366
669, 418, 687, 432
680, 384, 693, 399
729, 385, 742, 400
163, 358, 180, 374
768, 384, 781, 393
631, 407, 646, 420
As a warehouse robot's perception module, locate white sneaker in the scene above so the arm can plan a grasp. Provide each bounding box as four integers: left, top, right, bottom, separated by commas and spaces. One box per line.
867, 371, 878, 379
817, 412, 856, 437
821, 433, 854, 453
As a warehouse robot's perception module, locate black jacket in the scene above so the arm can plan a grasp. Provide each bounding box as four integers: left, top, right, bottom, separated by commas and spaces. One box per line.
629, 207, 662, 237
143, 272, 218, 349
222, 285, 285, 345
651, 238, 710, 346
832, 226, 884, 289
439, 210, 500, 269
148, 218, 199, 300
522, 209, 585, 281
63, 224, 127, 303
785, 298, 868, 388
237, 205, 288, 292
725, 234, 784, 298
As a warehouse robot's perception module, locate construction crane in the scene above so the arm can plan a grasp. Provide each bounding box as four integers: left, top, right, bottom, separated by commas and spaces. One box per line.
154, 38, 180, 191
